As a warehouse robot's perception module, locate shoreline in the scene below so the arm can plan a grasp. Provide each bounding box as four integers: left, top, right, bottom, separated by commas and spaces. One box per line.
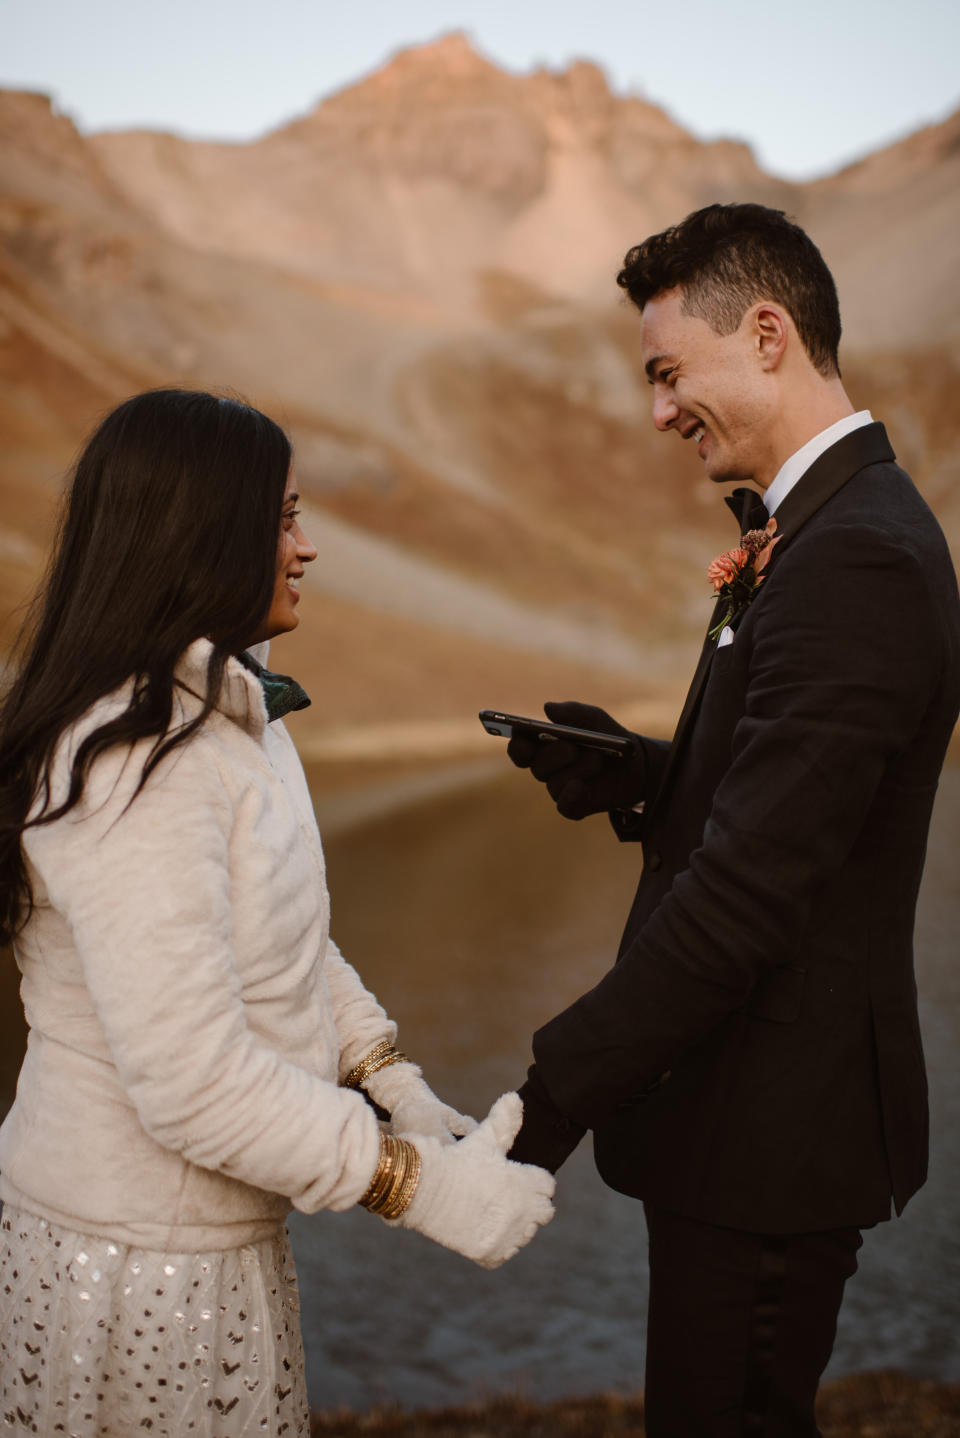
294, 697, 682, 767
310, 1370, 960, 1435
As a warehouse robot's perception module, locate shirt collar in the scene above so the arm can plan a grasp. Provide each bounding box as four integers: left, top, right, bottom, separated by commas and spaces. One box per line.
236, 650, 311, 724
763, 410, 873, 517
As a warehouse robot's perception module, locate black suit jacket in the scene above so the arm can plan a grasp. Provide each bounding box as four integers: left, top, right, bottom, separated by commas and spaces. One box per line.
517, 423, 960, 1233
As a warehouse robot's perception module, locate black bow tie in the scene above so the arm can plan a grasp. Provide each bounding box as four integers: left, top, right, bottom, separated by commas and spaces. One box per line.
724, 487, 769, 535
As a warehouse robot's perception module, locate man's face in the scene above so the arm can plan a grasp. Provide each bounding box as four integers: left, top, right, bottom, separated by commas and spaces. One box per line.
639, 287, 770, 485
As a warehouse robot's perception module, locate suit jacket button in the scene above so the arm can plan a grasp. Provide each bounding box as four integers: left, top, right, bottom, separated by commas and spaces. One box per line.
646, 850, 662, 871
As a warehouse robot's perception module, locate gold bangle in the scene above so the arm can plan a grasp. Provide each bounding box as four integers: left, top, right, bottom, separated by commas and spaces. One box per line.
358, 1135, 421, 1220
373, 1140, 407, 1219
366, 1050, 408, 1082
381, 1141, 421, 1221
341, 1042, 410, 1091
378, 1139, 420, 1221
358, 1132, 395, 1212
342, 1040, 393, 1090
358, 1132, 389, 1209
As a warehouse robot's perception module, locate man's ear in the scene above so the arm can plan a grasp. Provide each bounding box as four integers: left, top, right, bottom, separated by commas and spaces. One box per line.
752, 303, 789, 371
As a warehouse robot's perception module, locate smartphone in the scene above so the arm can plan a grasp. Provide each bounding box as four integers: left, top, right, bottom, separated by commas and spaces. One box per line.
478, 709, 633, 759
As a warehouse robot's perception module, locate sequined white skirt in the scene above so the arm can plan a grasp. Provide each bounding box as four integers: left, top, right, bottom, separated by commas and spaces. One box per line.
0, 1206, 309, 1436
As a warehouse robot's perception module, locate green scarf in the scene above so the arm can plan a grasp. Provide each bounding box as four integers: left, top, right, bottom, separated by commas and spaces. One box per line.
237, 651, 311, 724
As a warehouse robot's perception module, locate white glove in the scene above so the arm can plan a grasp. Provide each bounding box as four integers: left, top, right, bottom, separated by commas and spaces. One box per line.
364, 1061, 478, 1146
393, 1092, 555, 1268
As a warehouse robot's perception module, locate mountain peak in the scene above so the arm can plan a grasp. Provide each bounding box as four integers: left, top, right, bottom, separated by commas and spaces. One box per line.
363, 32, 502, 90
0, 88, 119, 191
395, 31, 490, 69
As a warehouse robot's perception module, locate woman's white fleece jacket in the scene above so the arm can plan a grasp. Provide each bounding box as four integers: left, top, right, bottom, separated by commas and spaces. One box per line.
0, 641, 391, 1250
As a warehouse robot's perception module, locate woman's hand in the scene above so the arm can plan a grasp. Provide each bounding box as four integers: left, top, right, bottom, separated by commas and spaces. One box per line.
391, 1093, 555, 1268
364, 1062, 477, 1146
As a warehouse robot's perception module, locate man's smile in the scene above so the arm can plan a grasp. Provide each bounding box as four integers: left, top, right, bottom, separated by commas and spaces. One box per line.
679, 420, 707, 455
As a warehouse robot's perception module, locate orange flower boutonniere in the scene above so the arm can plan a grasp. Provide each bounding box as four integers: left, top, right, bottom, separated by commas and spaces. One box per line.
707, 518, 781, 641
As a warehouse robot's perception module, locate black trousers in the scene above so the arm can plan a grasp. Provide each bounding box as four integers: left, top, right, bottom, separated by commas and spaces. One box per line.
643, 1203, 864, 1438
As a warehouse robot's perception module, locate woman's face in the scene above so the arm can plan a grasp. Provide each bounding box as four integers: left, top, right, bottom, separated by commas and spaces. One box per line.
247, 472, 317, 646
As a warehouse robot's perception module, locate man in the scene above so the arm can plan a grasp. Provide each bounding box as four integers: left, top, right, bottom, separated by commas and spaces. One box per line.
505, 204, 960, 1436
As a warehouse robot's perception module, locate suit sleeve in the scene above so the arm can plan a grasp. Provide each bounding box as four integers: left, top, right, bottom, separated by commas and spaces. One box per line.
610, 736, 672, 842
530, 523, 943, 1129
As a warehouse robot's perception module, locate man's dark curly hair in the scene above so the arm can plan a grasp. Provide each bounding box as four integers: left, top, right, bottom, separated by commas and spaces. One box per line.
617, 203, 842, 377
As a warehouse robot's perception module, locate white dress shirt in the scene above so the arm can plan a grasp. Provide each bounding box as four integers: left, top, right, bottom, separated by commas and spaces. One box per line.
763, 410, 873, 517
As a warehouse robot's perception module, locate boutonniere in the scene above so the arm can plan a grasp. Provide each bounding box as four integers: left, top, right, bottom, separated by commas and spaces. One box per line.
707, 518, 781, 641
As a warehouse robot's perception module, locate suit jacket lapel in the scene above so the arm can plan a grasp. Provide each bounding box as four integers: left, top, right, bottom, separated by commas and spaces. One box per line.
767, 421, 894, 548
647, 490, 763, 824
653, 597, 727, 809
645, 422, 896, 832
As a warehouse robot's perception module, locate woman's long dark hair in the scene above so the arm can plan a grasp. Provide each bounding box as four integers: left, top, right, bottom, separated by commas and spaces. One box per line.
0, 388, 291, 944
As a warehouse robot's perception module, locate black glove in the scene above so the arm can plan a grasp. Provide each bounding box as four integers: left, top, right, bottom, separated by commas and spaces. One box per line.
506, 701, 646, 820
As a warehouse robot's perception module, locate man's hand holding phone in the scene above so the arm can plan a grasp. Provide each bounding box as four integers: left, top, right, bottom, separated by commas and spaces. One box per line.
501, 701, 647, 820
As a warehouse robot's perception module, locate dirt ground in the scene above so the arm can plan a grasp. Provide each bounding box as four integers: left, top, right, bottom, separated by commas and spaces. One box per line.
311, 1370, 960, 1437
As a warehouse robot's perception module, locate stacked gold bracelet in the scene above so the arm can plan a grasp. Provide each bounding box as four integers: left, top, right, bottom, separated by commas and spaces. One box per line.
357, 1132, 422, 1219
341, 1040, 409, 1091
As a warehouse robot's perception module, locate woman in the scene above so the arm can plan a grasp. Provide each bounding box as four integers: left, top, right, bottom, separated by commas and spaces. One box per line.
0, 390, 554, 1436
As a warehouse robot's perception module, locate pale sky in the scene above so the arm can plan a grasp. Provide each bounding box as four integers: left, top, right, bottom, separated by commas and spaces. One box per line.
4, 0, 959, 180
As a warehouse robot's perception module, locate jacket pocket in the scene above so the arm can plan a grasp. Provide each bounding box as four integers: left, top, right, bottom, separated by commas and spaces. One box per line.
745, 964, 807, 1023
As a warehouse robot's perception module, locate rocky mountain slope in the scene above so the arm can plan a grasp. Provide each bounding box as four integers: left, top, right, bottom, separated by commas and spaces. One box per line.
1, 36, 957, 749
